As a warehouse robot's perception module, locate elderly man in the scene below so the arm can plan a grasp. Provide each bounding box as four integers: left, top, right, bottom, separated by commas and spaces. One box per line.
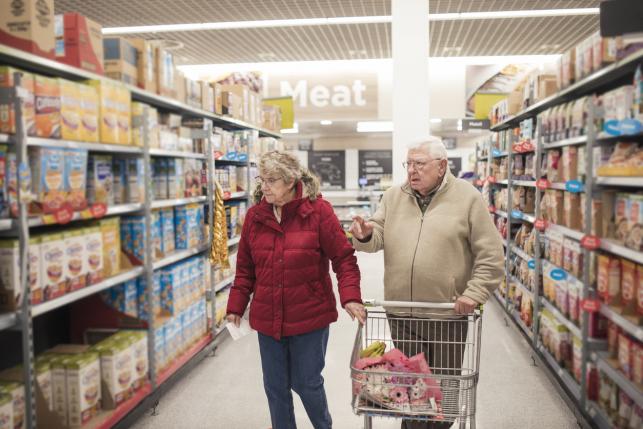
350, 137, 504, 429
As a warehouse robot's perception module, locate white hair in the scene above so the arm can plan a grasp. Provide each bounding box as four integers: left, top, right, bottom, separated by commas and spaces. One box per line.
407, 136, 448, 160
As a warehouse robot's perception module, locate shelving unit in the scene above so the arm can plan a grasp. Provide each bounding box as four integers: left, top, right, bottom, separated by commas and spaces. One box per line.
227, 236, 241, 247
509, 276, 534, 300
593, 351, 643, 408
0, 40, 280, 429
215, 277, 235, 293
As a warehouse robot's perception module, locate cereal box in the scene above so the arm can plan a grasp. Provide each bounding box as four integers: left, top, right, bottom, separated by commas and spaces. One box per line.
129, 216, 146, 262
167, 159, 184, 199
164, 318, 178, 362
126, 158, 145, 204
626, 195, 643, 251
0, 382, 24, 429
160, 208, 175, 255
78, 83, 99, 142
621, 259, 638, 316
87, 155, 113, 206
35, 75, 61, 138
66, 353, 101, 427
64, 149, 88, 211
0, 146, 8, 218
29, 147, 67, 214
64, 229, 86, 292
153, 325, 166, 371
597, 254, 621, 305
160, 266, 179, 316
99, 218, 121, 278
0, 67, 35, 136
619, 333, 633, 379
563, 192, 581, 231
59, 79, 81, 141
137, 273, 161, 321
40, 233, 67, 301
638, 265, 643, 317
28, 236, 42, 305
35, 356, 53, 411
131, 102, 158, 147
123, 331, 148, 390
0, 240, 20, 311
84, 226, 104, 285
0, 393, 11, 429
153, 159, 168, 201
95, 338, 134, 408
152, 211, 162, 259
50, 355, 70, 424
615, 193, 630, 244
112, 157, 127, 205
120, 218, 132, 256
87, 80, 118, 144
115, 85, 131, 145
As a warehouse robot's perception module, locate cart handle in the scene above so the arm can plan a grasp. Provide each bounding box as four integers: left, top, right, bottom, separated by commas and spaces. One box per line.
363, 299, 484, 312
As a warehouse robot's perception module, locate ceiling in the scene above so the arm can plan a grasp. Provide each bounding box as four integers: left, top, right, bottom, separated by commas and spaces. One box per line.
55, 0, 602, 65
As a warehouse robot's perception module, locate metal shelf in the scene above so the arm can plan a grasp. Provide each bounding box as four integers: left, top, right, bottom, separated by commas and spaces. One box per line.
215, 159, 249, 166
586, 402, 613, 429
0, 219, 13, 231
149, 149, 206, 159
491, 48, 643, 131
511, 180, 537, 188
492, 151, 509, 158
24, 136, 143, 154
543, 136, 588, 149
151, 196, 206, 209
540, 298, 581, 338
152, 245, 209, 270
493, 290, 507, 308
521, 213, 536, 223
227, 236, 241, 247
509, 275, 534, 300
548, 182, 569, 191
495, 210, 509, 219
32, 267, 144, 317
224, 192, 248, 201
0, 313, 17, 331
537, 344, 582, 401
498, 179, 509, 185
595, 177, 643, 188
593, 351, 643, 408
157, 334, 214, 386
27, 203, 143, 228
215, 277, 235, 293
599, 304, 643, 342
0, 43, 281, 138
599, 239, 643, 265
546, 223, 585, 241
511, 245, 533, 263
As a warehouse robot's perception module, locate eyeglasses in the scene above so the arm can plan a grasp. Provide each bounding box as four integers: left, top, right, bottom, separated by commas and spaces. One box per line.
255, 176, 282, 186
402, 158, 444, 170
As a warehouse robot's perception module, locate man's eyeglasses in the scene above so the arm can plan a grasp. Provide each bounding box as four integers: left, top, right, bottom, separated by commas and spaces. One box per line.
255, 176, 282, 186
402, 158, 444, 170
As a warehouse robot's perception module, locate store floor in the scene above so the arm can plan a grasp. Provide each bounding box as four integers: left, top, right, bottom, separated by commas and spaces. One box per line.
132, 252, 579, 429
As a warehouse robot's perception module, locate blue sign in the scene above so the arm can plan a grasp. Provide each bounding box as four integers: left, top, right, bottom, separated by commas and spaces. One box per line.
551, 269, 568, 281
565, 180, 583, 193
528, 260, 536, 270
511, 209, 523, 219
620, 118, 643, 136
237, 153, 249, 162
225, 151, 238, 161
604, 119, 621, 136
492, 149, 502, 157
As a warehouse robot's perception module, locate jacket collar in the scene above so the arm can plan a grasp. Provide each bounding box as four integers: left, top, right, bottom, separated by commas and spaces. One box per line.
253, 182, 315, 230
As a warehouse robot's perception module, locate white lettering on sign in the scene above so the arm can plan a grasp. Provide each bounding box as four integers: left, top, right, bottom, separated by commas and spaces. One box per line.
279, 79, 369, 109
310, 85, 330, 107
280, 80, 308, 107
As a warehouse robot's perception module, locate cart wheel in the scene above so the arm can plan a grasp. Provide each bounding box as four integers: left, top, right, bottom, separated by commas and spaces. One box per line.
151, 399, 160, 417
531, 355, 537, 367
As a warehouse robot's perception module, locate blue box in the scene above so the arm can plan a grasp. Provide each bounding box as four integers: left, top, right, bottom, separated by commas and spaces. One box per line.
137, 272, 161, 321
160, 265, 180, 315
109, 279, 138, 318
152, 210, 162, 258
154, 325, 166, 370
120, 218, 133, 255
160, 208, 175, 255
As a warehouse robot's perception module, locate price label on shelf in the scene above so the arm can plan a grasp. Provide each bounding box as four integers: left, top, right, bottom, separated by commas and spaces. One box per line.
223, 191, 231, 200
54, 205, 74, 225
535, 219, 548, 231
487, 176, 497, 184
488, 206, 496, 214
565, 180, 583, 193
550, 268, 568, 281
90, 203, 108, 219
492, 149, 502, 157
581, 299, 601, 313
237, 153, 249, 162
620, 118, 642, 135
528, 260, 536, 270
475, 179, 484, 187
511, 209, 523, 220
536, 179, 550, 190
581, 235, 601, 250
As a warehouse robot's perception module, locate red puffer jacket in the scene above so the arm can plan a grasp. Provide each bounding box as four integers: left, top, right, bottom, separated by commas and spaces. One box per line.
226, 182, 362, 339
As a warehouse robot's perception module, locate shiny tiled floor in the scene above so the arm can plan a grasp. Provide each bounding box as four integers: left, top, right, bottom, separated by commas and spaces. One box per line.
132, 252, 579, 429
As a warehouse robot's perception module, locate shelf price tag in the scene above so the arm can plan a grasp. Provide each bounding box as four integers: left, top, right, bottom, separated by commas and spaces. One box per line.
581, 235, 601, 250
225, 151, 238, 161
214, 151, 224, 160
565, 180, 584, 193
536, 179, 550, 190
223, 191, 231, 200
550, 268, 568, 281
511, 209, 523, 220
535, 218, 548, 231
90, 203, 108, 219
581, 299, 601, 313
492, 149, 502, 157
54, 204, 74, 225
528, 260, 536, 270
619, 118, 642, 136
475, 179, 483, 187
487, 176, 497, 184
488, 206, 496, 214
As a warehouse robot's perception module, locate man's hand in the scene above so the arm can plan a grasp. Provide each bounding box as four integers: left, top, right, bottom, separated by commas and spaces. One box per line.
454, 296, 478, 314
349, 216, 374, 241
345, 302, 367, 324
226, 314, 241, 328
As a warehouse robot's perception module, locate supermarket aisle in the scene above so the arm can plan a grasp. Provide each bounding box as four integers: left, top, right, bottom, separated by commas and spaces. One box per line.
132, 252, 578, 429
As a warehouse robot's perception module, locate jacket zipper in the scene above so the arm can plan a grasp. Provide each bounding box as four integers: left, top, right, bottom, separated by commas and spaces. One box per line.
409, 210, 426, 301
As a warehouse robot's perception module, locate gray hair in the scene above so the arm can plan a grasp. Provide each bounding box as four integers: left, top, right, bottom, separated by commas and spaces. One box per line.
254, 150, 320, 202
407, 136, 448, 160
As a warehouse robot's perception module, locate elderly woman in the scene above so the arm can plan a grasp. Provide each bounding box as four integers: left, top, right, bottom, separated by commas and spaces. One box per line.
226, 150, 365, 429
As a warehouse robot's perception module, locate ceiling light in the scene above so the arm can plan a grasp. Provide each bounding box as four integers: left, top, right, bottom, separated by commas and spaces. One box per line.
356, 121, 393, 133
430, 118, 442, 123
103, 8, 598, 35
320, 120, 333, 126
281, 122, 299, 134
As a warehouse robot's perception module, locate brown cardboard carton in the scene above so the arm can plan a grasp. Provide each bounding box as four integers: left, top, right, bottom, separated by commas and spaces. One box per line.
103, 37, 138, 86
174, 71, 186, 104
564, 192, 581, 231
155, 47, 175, 98
201, 81, 214, 112
185, 79, 201, 108
55, 14, 104, 75
562, 146, 578, 182
0, 0, 55, 58
130, 39, 157, 93
220, 84, 249, 121
213, 83, 222, 114
222, 91, 242, 119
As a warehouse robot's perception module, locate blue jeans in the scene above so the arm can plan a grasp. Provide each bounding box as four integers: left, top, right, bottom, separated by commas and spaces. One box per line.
258, 327, 332, 429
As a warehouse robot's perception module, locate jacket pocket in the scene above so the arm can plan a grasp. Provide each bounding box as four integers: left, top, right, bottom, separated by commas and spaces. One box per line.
305, 281, 327, 303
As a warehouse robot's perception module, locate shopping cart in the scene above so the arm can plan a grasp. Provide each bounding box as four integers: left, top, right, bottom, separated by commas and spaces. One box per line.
351, 300, 483, 429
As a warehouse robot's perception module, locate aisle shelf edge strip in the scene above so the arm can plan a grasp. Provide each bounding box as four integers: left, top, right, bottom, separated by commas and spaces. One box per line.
593, 351, 643, 408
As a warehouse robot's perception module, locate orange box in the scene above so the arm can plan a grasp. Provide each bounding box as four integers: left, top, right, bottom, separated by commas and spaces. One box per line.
0, 67, 35, 136
59, 79, 81, 141
35, 75, 61, 139
79, 83, 99, 142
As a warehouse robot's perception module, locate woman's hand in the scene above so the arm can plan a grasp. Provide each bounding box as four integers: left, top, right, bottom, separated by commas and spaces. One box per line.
226, 314, 241, 328
345, 302, 367, 324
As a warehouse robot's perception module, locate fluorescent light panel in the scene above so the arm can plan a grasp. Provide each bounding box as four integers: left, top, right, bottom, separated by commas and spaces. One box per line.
103, 8, 599, 35
320, 120, 333, 125
356, 121, 393, 133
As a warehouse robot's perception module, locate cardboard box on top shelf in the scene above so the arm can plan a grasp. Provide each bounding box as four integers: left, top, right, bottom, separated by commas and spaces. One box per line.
0, 0, 55, 59
561, 49, 576, 88
220, 84, 249, 121
103, 37, 138, 86
186, 79, 202, 109
55, 13, 104, 75
174, 70, 187, 104
0, 67, 36, 136
592, 31, 617, 71
130, 38, 157, 93
222, 91, 242, 120
213, 83, 223, 115
201, 81, 214, 112
156, 47, 175, 99
535, 75, 558, 103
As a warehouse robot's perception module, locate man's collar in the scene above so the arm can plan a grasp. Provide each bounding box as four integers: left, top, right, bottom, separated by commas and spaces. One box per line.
413, 173, 449, 198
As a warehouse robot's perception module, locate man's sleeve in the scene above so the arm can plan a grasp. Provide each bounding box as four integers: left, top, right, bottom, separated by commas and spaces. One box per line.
351, 191, 387, 253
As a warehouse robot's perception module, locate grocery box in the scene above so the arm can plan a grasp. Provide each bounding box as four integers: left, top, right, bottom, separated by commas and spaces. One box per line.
621, 259, 638, 316
84, 226, 103, 285
40, 233, 67, 301
0, 0, 55, 59
213, 83, 223, 115
0, 382, 24, 429
94, 337, 134, 408
155, 47, 175, 99
201, 81, 214, 112
29, 236, 43, 305
115, 84, 131, 145
626, 195, 643, 251
221, 84, 249, 120
131, 102, 159, 147
122, 330, 148, 390
29, 147, 66, 214
597, 254, 621, 305
64, 149, 88, 211
87, 154, 114, 206
35, 75, 61, 139
78, 83, 99, 142
65, 353, 101, 427
126, 158, 145, 204
49, 354, 71, 424
87, 80, 119, 144
128, 216, 146, 262
137, 273, 162, 321
99, 217, 121, 278
104, 37, 138, 86
35, 357, 53, 411
167, 159, 184, 199
175, 70, 187, 104
0, 240, 19, 311
130, 39, 157, 93
153, 159, 168, 201
174, 204, 203, 250
112, 157, 127, 205
222, 91, 242, 119
64, 229, 86, 292
55, 13, 104, 74
186, 79, 202, 108
152, 211, 162, 259
0, 67, 35, 136
153, 325, 166, 371
120, 218, 132, 256
160, 266, 179, 315
160, 208, 175, 255
59, 79, 82, 141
